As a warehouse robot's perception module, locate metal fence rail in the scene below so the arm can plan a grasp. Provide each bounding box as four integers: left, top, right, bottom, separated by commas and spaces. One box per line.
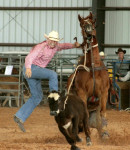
0, 53, 80, 107
1, 53, 129, 109
0, 54, 22, 107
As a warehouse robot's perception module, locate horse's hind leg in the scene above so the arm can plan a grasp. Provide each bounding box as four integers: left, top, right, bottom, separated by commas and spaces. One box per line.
89, 104, 109, 139
89, 106, 102, 135
99, 88, 110, 138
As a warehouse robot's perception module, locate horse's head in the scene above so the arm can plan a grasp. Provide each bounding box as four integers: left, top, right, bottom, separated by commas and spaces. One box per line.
47, 91, 65, 116
78, 12, 96, 40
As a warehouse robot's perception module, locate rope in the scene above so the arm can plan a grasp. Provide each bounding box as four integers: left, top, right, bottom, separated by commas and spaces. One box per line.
90, 38, 96, 96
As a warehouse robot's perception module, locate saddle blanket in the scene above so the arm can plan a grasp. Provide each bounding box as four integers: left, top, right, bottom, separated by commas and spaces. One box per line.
87, 96, 99, 102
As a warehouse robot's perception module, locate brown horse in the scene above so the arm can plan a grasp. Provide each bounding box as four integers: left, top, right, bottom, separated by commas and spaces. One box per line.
67, 12, 110, 138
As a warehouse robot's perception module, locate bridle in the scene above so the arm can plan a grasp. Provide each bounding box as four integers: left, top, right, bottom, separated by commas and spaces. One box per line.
82, 19, 102, 97
82, 18, 95, 38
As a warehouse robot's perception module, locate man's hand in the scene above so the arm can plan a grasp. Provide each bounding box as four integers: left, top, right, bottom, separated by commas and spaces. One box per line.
25, 68, 32, 78
74, 42, 81, 48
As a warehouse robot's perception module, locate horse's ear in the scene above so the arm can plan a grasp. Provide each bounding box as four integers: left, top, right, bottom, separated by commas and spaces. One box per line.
93, 18, 96, 24
89, 12, 93, 19
78, 14, 82, 22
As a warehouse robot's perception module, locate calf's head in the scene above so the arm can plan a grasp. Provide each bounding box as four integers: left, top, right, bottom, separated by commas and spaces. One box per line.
47, 91, 61, 116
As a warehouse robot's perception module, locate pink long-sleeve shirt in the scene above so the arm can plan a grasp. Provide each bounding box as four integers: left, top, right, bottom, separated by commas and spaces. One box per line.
25, 41, 74, 69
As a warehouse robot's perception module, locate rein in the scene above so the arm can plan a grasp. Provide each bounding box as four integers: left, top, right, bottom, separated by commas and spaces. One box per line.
85, 43, 98, 52
90, 38, 96, 97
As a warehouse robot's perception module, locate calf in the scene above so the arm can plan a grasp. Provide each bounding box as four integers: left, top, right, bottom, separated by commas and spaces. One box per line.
47, 91, 92, 150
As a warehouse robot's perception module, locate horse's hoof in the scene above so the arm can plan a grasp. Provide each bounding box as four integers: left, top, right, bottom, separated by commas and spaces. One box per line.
76, 136, 83, 142
101, 131, 110, 139
86, 137, 92, 146
71, 145, 80, 150
86, 142, 92, 146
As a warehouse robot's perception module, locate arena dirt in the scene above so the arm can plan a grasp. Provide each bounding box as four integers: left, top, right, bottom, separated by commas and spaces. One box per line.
0, 106, 130, 150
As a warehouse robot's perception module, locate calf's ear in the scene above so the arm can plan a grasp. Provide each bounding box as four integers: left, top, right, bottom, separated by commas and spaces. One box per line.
60, 90, 66, 97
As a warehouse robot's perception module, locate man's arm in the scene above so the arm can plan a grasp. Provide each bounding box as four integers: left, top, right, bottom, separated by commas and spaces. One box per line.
57, 42, 80, 51
119, 71, 130, 82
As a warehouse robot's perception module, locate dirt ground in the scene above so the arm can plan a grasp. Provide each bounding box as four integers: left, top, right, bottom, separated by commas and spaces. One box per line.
0, 106, 130, 150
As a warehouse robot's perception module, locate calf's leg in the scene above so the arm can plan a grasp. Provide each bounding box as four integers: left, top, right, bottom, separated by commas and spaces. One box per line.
67, 123, 82, 143
72, 117, 83, 142
58, 125, 80, 150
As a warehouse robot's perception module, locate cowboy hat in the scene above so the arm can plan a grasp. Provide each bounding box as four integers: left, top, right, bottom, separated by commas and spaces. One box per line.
115, 48, 126, 54
44, 31, 62, 42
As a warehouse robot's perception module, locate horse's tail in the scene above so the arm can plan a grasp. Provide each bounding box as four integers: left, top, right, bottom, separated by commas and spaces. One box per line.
108, 79, 119, 105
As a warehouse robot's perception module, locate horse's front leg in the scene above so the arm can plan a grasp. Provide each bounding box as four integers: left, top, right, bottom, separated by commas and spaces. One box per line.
76, 89, 89, 116
76, 89, 87, 104
100, 87, 109, 118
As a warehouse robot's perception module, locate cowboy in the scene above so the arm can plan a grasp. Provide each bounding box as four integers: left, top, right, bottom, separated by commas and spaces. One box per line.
115, 48, 126, 61
115, 48, 129, 77
99, 51, 107, 67
14, 30, 80, 132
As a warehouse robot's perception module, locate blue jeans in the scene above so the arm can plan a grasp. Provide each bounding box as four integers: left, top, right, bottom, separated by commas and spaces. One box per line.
15, 64, 58, 122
